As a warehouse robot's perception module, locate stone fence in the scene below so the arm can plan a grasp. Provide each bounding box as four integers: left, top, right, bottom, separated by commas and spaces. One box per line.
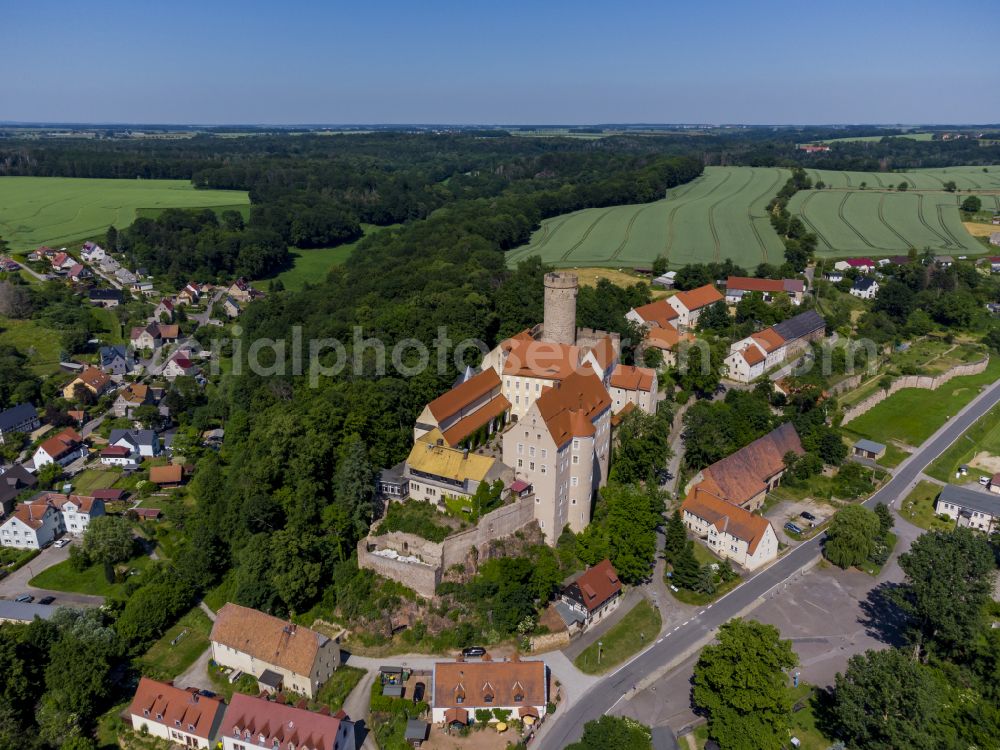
358, 493, 536, 599
841, 356, 989, 425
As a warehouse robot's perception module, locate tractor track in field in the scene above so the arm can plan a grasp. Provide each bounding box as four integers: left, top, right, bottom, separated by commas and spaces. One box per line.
916, 194, 953, 247
708, 168, 756, 262
841, 171, 854, 187
877, 193, 918, 248
936, 204, 971, 250
746, 168, 786, 263
795, 191, 834, 252
664, 169, 733, 260
531, 212, 575, 253
836, 192, 880, 249
560, 208, 615, 262
610, 203, 656, 261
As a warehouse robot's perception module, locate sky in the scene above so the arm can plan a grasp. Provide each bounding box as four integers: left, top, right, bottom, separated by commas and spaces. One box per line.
3, 0, 998, 125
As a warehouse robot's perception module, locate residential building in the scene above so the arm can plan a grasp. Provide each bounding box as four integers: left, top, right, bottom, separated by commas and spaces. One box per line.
412, 368, 510, 448
826, 271, 844, 283
682, 486, 779, 570
68, 263, 92, 282
558, 558, 623, 629
222, 296, 242, 318
607, 364, 657, 415
50, 251, 76, 271
131, 322, 179, 351
62, 366, 112, 399
150, 464, 184, 486
153, 298, 175, 321
833, 258, 875, 273
724, 311, 826, 383
935, 484, 999, 533
132, 280, 156, 296
80, 241, 106, 262
990, 232, 1000, 247
115, 268, 139, 285
163, 352, 197, 380
502, 369, 612, 540
934, 255, 955, 268
989, 257, 1000, 274
101, 445, 137, 467
431, 657, 547, 725
227, 278, 257, 303
127, 677, 225, 750
377, 462, 409, 503
625, 299, 680, 330
665, 284, 724, 329
88, 288, 123, 307
34, 491, 106, 534
32, 428, 87, 469
405, 429, 510, 505
0, 498, 65, 548
0, 464, 38, 516
850, 277, 879, 299
220, 693, 357, 750
724, 343, 767, 383
210, 603, 342, 699
113, 382, 153, 418
177, 282, 203, 305
0, 403, 41, 444
724, 276, 805, 305
685, 423, 804, 511
643, 323, 693, 367
99, 345, 132, 377
109, 428, 159, 458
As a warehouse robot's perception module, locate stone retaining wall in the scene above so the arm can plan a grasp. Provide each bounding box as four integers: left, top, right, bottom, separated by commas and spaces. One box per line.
841, 356, 989, 425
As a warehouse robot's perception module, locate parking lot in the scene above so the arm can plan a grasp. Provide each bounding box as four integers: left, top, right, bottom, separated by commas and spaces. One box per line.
763, 498, 832, 545
0, 539, 105, 607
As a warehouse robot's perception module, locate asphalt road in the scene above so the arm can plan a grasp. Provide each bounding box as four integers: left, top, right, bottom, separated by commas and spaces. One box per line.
539, 377, 1000, 749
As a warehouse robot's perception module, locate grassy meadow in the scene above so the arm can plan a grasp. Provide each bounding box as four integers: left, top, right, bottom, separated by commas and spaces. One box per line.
573, 599, 661, 674
506, 166, 999, 269
0, 176, 249, 251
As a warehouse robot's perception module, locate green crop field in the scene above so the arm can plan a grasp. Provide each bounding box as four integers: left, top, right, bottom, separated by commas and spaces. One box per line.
0, 177, 249, 251
814, 132, 935, 144
507, 165, 999, 269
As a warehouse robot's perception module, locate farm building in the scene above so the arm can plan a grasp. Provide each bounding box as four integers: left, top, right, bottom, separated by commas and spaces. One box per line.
991, 232, 1000, 247
852, 439, 886, 461
724, 276, 805, 305
850, 277, 879, 299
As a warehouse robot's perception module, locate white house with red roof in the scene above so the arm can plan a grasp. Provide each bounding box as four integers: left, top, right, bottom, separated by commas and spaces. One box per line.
665, 284, 724, 329
682, 486, 778, 570
607, 364, 657, 415
38, 492, 106, 534
128, 677, 225, 749
50, 251, 76, 271
163, 351, 198, 380
0, 498, 66, 548
559, 558, 623, 628
220, 693, 357, 750
833, 257, 875, 273
32, 428, 87, 469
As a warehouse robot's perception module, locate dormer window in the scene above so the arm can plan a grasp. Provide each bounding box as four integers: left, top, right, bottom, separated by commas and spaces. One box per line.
188, 724, 196, 732
143, 709, 150, 717
174, 720, 181, 727
155, 713, 163, 721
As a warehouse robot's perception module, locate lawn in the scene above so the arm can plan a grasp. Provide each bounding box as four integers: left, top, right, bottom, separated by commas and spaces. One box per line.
899, 481, 953, 532
844, 357, 1000, 446
879, 443, 910, 469
858, 532, 897, 577
137, 606, 213, 681
29, 553, 154, 596
71, 467, 122, 494
203, 570, 238, 613
0, 176, 249, 251
669, 574, 742, 606
0, 316, 65, 376
573, 599, 661, 674
925, 401, 1000, 482
315, 666, 366, 711
91, 306, 126, 344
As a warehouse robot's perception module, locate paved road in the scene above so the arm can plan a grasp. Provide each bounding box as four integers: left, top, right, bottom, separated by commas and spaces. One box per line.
538, 377, 1000, 749
0, 540, 105, 607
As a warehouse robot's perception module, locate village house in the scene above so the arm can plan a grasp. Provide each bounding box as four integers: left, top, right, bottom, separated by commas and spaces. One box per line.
643, 323, 694, 368
665, 284, 724, 330
67, 263, 92, 282
32, 428, 87, 469
431, 657, 548, 726
850, 277, 879, 300
625, 298, 680, 330
62, 366, 112, 400
50, 251, 76, 271
35, 491, 106, 535
607, 364, 657, 415
152, 298, 175, 321
0, 257, 20, 273
109, 428, 160, 458
28, 246, 56, 262
100, 445, 137, 467
935, 484, 999, 534
0, 498, 65, 548
833, 258, 875, 273
130, 322, 179, 351
988, 257, 1000, 274
220, 693, 357, 750
227, 278, 257, 303
88, 288, 123, 307
0, 464, 38, 516
127, 677, 225, 750
724, 310, 826, 383
210, 603, 342, 699
404, 428, 511, 505
177, 282, 203, 305
724, 276, 805, 306
413, 368, 511, 448
990, 232, 1000, 248
131, 279, 156, 296
99, 345, 133, 377
502, 369, 612, 540
113, 382, 153, 418
0, 403, 41, 444
80, 241, 106, 263
685, 423, 804, 511
682, 486, 779, 570
557, 558, 623, 630
825, 270, 844, 283
163, 351, 198, 380
115, 268, 139, 285
222, 295, 242, 318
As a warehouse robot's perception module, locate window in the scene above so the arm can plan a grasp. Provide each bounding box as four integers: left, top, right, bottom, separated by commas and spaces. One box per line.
529, 446, 535, 457
529, 462, 535, 471
572, 455, 579, 465
541, 465, 547, 475
517, 443, 523, 455
572, 439, 580, 451
517, 459, 523, 468
541, 449, 547, 459
571, 477, 578, 487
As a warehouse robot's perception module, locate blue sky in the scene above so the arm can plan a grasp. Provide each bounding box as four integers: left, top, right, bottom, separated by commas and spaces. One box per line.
3, 0, 997, 124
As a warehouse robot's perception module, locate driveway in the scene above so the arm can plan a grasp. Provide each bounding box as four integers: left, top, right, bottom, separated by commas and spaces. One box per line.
0, 540, 104, 607
763, 498, 832, 545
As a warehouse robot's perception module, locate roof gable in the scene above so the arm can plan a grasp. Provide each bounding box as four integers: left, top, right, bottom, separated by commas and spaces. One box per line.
433, 659, 546, 709
682, 487, 774, 554
700, 423, 803, 506
673, 284, 723, 312
210, 603, 329, 676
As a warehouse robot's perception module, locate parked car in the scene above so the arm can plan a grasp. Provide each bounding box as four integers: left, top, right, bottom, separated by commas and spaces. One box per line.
461, 646, 487, 658
800, 511, 816, 522
38, 596, 55, 605
784, 522, 804, 535
978, 476, 990, 486
54, 539, 69, 548
412, 682, 426, 703
14, 594, 34, 603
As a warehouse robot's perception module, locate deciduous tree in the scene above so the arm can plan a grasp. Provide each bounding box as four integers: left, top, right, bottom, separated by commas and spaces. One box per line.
824, 505, 880, 568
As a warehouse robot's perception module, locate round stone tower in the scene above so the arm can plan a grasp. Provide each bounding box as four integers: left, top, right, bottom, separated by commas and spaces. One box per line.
542, 271, 578, 345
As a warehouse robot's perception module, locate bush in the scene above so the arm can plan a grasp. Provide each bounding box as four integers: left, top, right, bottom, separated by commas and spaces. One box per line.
475, 709, 492, 724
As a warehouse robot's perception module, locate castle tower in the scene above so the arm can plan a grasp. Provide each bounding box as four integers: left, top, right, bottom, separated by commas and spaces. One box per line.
542, 272, 578, 345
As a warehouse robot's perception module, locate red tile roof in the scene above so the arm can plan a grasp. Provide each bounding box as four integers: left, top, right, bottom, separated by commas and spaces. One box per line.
128, 678, 225, 740
682, 486, 774, 554
644, 323, 690, 351
101, 445, 133, 457
441, 394, 511, 447
211, 603, 329, 676
725, 276, 804, 295
698, 423, 803, 507
534, 370, 611, 447
630, 299, 679, 328
36, 492, 101, 513
76, 366, 111, 392
149, 464, 183, 485
751, 328, 786, 353
740, 346, 765, 366
427, 369, 502, 422
586, 336, 617, 372
565, 558, 622, 613
503, 338, 581, 380
672, 284, 723, 312
222, 694, 347, 750
38, 428, 84, 461
434, 658, 546, 710
609, 364, 655, 392
11, 501, 58, 529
